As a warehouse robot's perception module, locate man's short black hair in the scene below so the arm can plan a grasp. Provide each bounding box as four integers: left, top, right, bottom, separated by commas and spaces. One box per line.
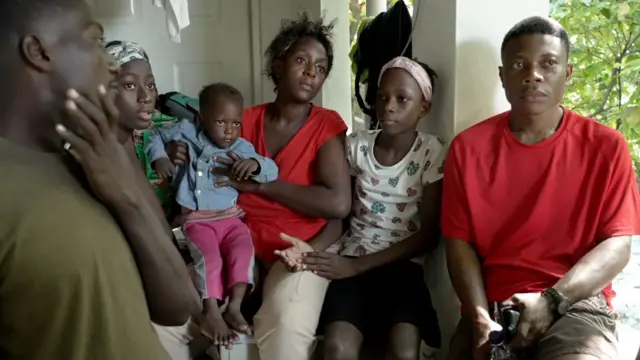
198, 83, 244, 114
501, 16, 571, 56
0, 0, 76, 48
265, 12, 335, 88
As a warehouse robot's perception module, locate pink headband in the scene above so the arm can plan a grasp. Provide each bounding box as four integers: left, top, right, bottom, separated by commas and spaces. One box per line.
378, 56, 433, 101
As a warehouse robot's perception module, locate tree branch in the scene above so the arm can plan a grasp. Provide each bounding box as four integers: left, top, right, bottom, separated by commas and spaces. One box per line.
627, 32, 640, 52
618, 76, 623, 110
589, 65, 619, 118
581, 49, 613, 64
615, 71, 624, 130
589, 29, 640, 119
613, 29, 624, 54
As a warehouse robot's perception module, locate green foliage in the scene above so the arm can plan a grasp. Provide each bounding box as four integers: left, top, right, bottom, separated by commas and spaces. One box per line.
552, 0, 640, 173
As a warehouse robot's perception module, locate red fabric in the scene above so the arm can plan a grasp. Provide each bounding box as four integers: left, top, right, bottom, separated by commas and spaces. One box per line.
441, 109, 640, 303
238, 104, 348, 262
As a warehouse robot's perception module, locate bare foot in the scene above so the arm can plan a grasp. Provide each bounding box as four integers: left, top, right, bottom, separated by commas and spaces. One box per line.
223, 306, 251, 335
200, 313, 238, 348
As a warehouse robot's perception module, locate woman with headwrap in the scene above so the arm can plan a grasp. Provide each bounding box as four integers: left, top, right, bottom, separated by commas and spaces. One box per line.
106, 40, 209, 358
106, 40, 180, 217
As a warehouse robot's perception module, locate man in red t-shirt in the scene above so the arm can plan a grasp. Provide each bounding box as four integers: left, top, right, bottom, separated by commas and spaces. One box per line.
442, 16, 640, 360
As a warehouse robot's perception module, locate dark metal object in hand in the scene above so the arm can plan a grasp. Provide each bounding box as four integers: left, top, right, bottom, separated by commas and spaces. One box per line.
489, 304, 520, 360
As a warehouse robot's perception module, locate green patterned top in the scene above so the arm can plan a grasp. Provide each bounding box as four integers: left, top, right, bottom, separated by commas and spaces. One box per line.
132, 112, 180, 214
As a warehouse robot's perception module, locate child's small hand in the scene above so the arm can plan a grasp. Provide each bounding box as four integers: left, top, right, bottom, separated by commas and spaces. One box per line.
165, 141, 189, 165
231, 158, 260, 180
153, 157, 176, 181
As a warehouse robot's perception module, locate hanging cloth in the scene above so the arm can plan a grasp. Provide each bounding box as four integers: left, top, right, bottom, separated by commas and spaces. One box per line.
352, 0, 413, 129
153, 0, 190, 43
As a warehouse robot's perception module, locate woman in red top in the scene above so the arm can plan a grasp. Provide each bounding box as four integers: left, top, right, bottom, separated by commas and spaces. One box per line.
164, 13, 351, 360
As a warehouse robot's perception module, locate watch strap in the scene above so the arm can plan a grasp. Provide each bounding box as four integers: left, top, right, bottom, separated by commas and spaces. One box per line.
542, 288, 569, 315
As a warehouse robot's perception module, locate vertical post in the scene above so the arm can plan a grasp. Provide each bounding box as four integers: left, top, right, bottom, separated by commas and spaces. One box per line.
366, 0, 387, 17
319, 0, 354, 131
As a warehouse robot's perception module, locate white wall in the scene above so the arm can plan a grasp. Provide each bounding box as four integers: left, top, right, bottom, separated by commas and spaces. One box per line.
95, 0, 255, 103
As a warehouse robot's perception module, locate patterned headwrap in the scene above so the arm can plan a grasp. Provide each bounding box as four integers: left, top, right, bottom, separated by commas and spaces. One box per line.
105, 40, 150, 66
378, 56, 433, 101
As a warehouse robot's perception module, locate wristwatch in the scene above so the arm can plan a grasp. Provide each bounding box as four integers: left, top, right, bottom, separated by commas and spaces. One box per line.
542, 288, 570, 316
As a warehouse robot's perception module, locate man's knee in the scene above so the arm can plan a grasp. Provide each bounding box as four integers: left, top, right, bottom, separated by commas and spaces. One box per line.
323, 335, 360, 360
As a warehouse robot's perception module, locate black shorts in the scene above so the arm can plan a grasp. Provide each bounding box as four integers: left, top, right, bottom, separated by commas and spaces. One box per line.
319, 259, 441, 349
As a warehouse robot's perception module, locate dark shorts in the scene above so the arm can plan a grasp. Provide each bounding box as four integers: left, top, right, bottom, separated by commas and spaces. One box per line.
319, 260, 441, 348
446, 293, 618, 360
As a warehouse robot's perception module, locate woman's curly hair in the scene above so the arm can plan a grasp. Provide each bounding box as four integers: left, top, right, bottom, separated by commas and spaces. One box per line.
265, 12, 336, 88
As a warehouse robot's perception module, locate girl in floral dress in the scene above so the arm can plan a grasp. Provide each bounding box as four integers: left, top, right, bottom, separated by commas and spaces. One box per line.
302, 56, 444, 360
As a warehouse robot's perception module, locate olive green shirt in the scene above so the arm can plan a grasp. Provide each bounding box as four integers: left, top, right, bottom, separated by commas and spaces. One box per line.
0, 138, 170, 360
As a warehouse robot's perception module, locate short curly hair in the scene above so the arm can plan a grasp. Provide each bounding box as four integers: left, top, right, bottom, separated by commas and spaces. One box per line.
199, 82, 244, 114
501, 16, 570, 57
264, 12, 335, 88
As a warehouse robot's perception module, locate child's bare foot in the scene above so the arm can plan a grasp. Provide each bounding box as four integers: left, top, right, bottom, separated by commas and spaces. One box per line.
200, 313, 238, 348
224, 283, 251, 334
223, 306, 251, 335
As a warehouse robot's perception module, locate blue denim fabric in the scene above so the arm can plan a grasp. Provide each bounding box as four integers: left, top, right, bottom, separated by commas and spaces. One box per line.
145, 120, 278, 211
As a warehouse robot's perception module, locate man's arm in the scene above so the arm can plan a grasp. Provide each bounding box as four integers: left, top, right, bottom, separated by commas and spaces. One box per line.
446, 238, 490, 318
259, 133, 352, 219
112, 198, 199, 326
123, 140, 201, 325
553, 236, 631, 303
353, 180, 442, 273
553, 134, 639, 303
440, 139, 490, 318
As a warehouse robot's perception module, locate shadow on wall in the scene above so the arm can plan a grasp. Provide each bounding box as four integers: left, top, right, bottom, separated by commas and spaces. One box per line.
455, 40, 506, 134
